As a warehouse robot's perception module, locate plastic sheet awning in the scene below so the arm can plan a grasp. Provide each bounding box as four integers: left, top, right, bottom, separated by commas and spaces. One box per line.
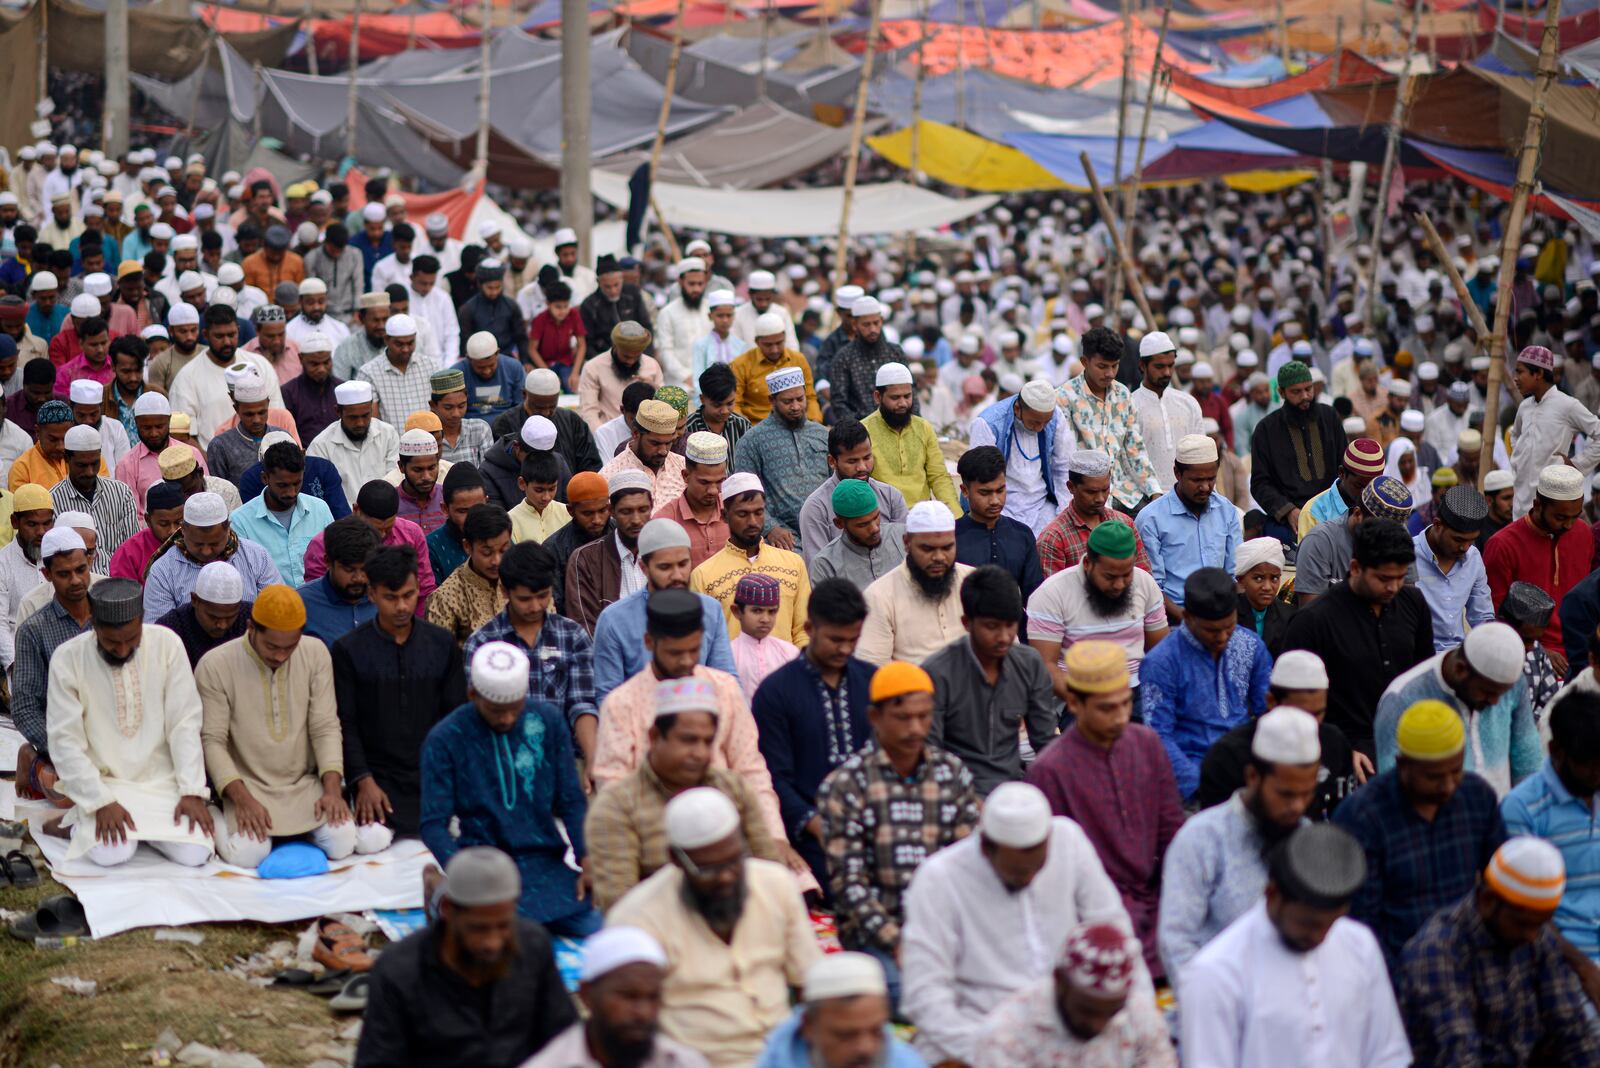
1167, 49, 1390, 109
1410, 141, 1600, 219
872, 19, 1197, 89
625, 25, 865, 112
868, 121, 1070, 191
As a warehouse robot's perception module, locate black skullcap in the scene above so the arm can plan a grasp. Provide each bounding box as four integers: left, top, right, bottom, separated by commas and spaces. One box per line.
89, 577, 144, 626
1183, 567, 1237, 621
356, 479, 399, 520
145, 480, 185, 513
1437, 484, 1489, 534
645, 588, 703, 640
1499, 580, 1555, 631
1269, 824, 1367, 909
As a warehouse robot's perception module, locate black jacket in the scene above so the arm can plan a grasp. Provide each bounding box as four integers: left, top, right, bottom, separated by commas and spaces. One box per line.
491, 403, 602, 477
1237, 591, 1298, 658
579, 283, 652, 348
480, 434, 573, 511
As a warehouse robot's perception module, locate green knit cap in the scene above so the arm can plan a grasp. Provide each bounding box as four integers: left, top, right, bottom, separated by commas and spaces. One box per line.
655, 385, 691, 414
831, 478, 879, 519
1276, 360, 1313, 389
1086, 520, 1136, 559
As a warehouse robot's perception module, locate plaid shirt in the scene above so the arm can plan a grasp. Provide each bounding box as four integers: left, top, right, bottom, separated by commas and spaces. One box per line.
11, 600, 93, 751
463, 609, 597, 730
1399, 895, 1600, 1068
440, 417, 492, 466
1035, 504, 1152, 578
1057, 375, 1160, 509
817, 741, 980, 952
356, 351, 440, 427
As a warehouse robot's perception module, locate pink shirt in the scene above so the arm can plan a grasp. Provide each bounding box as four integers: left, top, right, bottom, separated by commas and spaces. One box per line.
242, 337, 302, 385
599, 446, 687, 510
109, 528, 164, 583
114, 440, 208, 519
54, 353, 115, 397
730, 632, 800, 706
302, 514, 436, 615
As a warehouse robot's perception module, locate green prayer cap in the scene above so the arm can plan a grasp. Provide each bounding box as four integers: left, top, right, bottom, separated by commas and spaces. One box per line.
655, 385, 691, 414
1086, 520, 1136, 560
1276, 360, 1312, 389
831, 478, 879, 519
430, 368, 466, 396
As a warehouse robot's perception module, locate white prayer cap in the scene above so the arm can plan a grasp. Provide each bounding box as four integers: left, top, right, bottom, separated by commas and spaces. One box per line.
83, 273, 113, 298
520, 414, 557, 451
140, 325, 168, 342
1070, 449, 1111, 477
517, 367, 559, 398
298, 277, 327, 296
210, 288, 237, 309
399, 428, 439, 457
361, 202, 386, 223
1484, 470, 1515, 492
1270, 649, 1329, 691
183, 492, 229, 526
208, 263, 239, 289
579, 927, 667, 983
40, 527, 86, 561
720, 471, 763, 501
133, 392, 171, 418
1388, 379, 1412, 398
1191, 361, 1215, 379
300, 333, 333, 355
902, 336, 926, 359
477, 219, 502, 240
1486, 836, 1566, 910
850, 296, 882, 319
804, 952, 888, 1003
171, 233, 199, 252
192, 203, 215, 221
384, 313, 417, 338
334, 381, 374, 406
674, 256, 705, 276
834, 284, 864, 309
1251, 707, 1321, 764
1234, 536, 1285, 578
1175, 433, 1218, 465
875, 362, 913, 388
257, 430, 294, 459
905, 500, 956, 535
1019, 379, 1056, 413
1174, 351, 1195, 367
1463, 621, 1528, 685
1342, 416, 1367, 436
422, 211, 448, 235
1539, 464, 1585, 501
63, 424, 101, 453
471, 640, 531, 704
1415, 314, 1435, 332
68, 379, 104, 405
1291, 339, 1313, 357
1138, 331, 1176, 358
69, 293, 101, 319
167, 302, 199, 327
1236, 350, 1259, 368
465, 331, 499, 361
1084, 302, 1105, 319
747, 269, 776, 290
1170, 305, 1196, 326
1000, 373, 1024, 394
753, 311, 787, 338
552, 227, 577, 246
232, 371, 270, 404
980, 782, 1052, 849
443, 847, 521, 908
507, 236, 533, 259
637, 518, 691, 560
1400, 410, 1426, 432
765, 366, 804, 395
29, 272, 57, 293
1470, 356, 1491, 372
194, 560, 244, 605
1053, 334, 1074, 356
705, 289, 736, 309
957, 334, 982, 355
665, 786, 741, 850
176, 270, 204, 292
1418, 361, 1440, 381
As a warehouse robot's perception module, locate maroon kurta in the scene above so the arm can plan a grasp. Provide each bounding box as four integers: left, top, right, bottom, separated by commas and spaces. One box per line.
1484, 514, 1595, 651
1025, 723, 1186, 977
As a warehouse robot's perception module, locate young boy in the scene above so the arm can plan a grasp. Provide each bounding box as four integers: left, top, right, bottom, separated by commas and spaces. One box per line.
953, 445, 1042, 609
527, 280, 586, 388
728, 573, 799, 704
691, 290, 750, 389
508, 450, 569, 544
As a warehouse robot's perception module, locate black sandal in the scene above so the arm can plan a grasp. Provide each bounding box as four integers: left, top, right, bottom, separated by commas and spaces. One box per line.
4, 850, 39, 888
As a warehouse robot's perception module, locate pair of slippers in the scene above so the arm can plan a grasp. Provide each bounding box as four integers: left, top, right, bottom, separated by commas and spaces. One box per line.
0, 850, 41, 889
8, 894, 86, 941
273, 968, 370, 1012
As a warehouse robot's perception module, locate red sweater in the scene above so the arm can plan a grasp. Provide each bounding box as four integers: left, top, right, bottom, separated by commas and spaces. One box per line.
1484, 514, 1596, 650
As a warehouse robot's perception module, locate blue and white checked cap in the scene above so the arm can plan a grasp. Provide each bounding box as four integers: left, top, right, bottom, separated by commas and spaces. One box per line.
765, 366, 805, 395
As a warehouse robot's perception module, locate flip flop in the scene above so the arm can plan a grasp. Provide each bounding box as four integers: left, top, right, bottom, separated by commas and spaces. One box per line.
8, 894, 88, 942
328, 973, 371, 1013
0, 856, 12, 889
272, 968, 317, 987
308, 969, 354, 997
4, 850, 40, 888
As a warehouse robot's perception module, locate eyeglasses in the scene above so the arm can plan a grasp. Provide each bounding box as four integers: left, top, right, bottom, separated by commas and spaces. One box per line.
670, 845, 748, 880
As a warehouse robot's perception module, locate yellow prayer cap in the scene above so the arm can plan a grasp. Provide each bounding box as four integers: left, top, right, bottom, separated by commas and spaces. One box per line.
251, 584, 307, 632
169, 412, 192, 433
12, 483, 53, 514
1064, 640, 1130, 695
405, 411, 443, 433
158, 443, 197, 479
1395, 699, 1465, 761
870, 662, 933, 703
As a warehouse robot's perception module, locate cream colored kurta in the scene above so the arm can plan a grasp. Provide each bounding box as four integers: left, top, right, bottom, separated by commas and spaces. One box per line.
46, 626, 212, 860
197, 635, 343, 838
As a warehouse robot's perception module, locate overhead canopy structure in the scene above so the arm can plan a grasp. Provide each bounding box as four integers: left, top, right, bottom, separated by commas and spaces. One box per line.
868, 121, 1069, 191
1166, 49, 1390, 109
624, 26, 864, 112
872, 19, 1196, 88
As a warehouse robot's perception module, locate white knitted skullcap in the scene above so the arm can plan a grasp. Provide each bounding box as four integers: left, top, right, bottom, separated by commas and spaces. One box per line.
384, 313, 417, 338
470, 641, 531, 704
133, 392, 171, 417
520, 415, 557, 451
980, 782, 1052, 849
1462, 621, 1528, 686
1539, 465, 1585, 501
1138, 331, 1176, 358
194, 561, 244, 604
40, 527, 86, 561
753, 311, 787, 338
664, 787, 741, 850
63, 424, 101, 452
334, 381, 374, 405
1251, 707, 1321, 764
1270, 649, 1329, 691
804, 952, 888, 1002
399, 428, 439, 456
183, 492, 229, 526
68, 379, 104, 405
1175, 433, 1218, 464
579, 927, 667, 983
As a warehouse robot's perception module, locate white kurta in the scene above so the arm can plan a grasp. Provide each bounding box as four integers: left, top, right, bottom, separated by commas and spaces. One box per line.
45, 626, 212, 860
967, 416, 1076, 537
1179, 902, 1412, 1068
901, 818, 1148, 1066
1508, 387, 1600, 517
732, 300, 799, 353
1132, 384, 1204, 491
167, 350, 284, 448
307, 417, 401, 498
654, 298, 713, 390
0, 537, 42, 670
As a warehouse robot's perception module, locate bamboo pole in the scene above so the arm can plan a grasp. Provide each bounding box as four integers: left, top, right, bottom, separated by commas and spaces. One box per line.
38, 0, 48, 104
345, 0, 362, 160
1108, 0, 1136, 313
910, 0, 929, 185
1414, 211, 1522, 406
954, 0, 967, 129
1362, 0, 1422, 329
651, 195, 681, 261
1477, 0, 1563, 488
473, 0, 493, 182
757, 0, 771, 99
305, 1, 318, 76
647, 0, 690, 184
834, 0, 883, 289
1275, 0, 1289, 70
1320, 18, 1343, 297
1081, 151, 1155, 329
1118, 0, 1172, 288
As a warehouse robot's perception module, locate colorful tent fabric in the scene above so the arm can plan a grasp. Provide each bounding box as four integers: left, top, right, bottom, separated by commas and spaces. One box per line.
1410, 141, 1600, 219
868, 121, 1069, 191
1166, 49, 1389, 109
1477, 2, 1600, 52
872, 19, 1196, 89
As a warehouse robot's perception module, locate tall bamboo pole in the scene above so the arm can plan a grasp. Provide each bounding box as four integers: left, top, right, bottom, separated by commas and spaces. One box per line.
345, 0, 362, 160
37, 0, 48, 104
834, 0, 883, 289
757, 0, 771, 99
1477, 0, 1563, 488
647, 0, 690, 182
1415, 211, 1522, 406
1319, 18, 1343, 297
1118, 0, 1172, 287
1275, 0, 1289, 70
560, 0, 592, 263
473, 0, 493, 183
909, 0, 929, 184
1082, 152, 1155, 329
1362, 0, 1422, 329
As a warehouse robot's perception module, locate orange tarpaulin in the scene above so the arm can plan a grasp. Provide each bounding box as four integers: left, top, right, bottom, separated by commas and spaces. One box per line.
1166, 49, 1390, 110
346, 169, 484, 240
873, 20, 1197, 89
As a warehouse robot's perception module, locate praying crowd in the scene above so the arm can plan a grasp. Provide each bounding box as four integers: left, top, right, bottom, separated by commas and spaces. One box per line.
8, 144, 1600, 1068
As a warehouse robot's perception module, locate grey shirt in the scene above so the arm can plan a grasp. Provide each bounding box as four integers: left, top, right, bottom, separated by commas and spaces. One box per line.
922, 635, 1060, 797
809, 521, 907, 592
797, 474, 909, 565
206, 425, 264, 486
1296, 513, 1419, 599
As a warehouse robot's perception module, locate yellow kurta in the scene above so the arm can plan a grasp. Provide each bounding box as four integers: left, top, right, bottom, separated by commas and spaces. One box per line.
727, 347, 822, 424
197, 635, 343, 838
689, 541, 810, 647
46, 626, 212, 860
509, 499, 570, 544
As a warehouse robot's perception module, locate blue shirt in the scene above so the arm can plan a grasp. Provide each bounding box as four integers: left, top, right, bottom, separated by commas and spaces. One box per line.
1504, 758, 1600, 961
1134, 486, 1241, 605
1140, 624, 1271, 799
755, 1010, 924, 1068
229, 492, 334, 587
954, 514, 1042, 609
1373, 651, 1540, 792
71, 232, 121, 272
427, 522, 466, 586
590, 589, 736, 708
297, 574, 377, 646
1412, 529, 1495, 653
26, 303, 67, 343
1333, 767, 1505, 975
463, 609, 597, 731
450, 354, 524, 426
348, 230, 393, 289
238, 455, 351, 520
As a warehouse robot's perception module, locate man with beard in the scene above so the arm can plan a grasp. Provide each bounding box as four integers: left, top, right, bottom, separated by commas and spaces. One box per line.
281, 333, 341, 445
145, 301, 203, 395
690, 473, 809, 647
969, 379, 1076, 540
144, 491, 282, 617
831, 297, 910, 422
566, 470, 653, 634
654, 257, 712, 391
1141, 567, 1271, 802
152, 559, 249, 667
332, 544, 464, 839
759, 953, 924, 1068
0, 482, 53, 670
732, 367, 829, 553
49, 423, 138, 573
859, 500, 974, 665
169, 306, 282, 449
1249, 360, 1347, 544
797, 419, 907, 566
810, 473, 906, 591
1156, 704, 1319, 984
420, 641, 595, 932
1182, 824, 1409, 1068
331, 290, 391, 382
580, 254, 654, 358
601, 397, 687, 507
608, 787, 821, 1068
285, 277, 350, 351
42, 577, 217, 867
578, 320, 664, 432
902, 782, 1146, 1065
729, 312, 821, 425
307, 380, 400, 495
358, 847, 577, 1067
229, 441, 334, 586
863, 361, 959, 516
1135, 433, 1241, 618
1027, 521, 1168, 711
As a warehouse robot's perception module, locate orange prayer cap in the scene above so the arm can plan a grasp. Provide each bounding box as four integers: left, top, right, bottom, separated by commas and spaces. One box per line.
405, 411, 443, 433
568, 471, 609, 503
251, 584, 307, 632
870, 661, 933, 703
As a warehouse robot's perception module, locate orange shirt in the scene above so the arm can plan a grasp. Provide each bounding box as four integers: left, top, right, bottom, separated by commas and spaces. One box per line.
9, 445, 107, 492
241, 250, 305, 295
